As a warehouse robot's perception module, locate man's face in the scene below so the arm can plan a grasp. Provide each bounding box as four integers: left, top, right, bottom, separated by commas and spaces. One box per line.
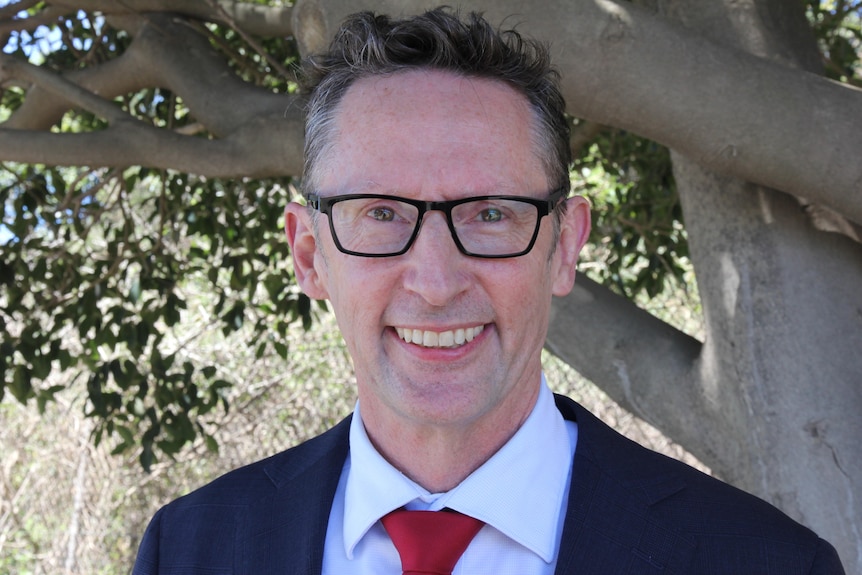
287, 69, 589, 438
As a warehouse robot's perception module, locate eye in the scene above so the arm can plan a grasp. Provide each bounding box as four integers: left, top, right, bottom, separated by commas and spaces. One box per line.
368, 206, 396, 221
479, 207, 504, 223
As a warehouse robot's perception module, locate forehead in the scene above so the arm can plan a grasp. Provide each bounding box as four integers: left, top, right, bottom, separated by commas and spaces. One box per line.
320, 69, 548, 195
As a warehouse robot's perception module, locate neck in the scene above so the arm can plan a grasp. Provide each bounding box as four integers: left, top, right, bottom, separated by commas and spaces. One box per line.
360, 386, 540, 493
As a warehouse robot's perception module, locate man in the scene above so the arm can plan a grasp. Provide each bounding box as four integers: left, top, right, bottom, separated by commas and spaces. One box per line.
133, 8, 845, 574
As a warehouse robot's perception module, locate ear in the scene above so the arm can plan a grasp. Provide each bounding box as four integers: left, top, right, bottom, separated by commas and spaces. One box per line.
551, 195, 592, 296
284, 201, 330, 300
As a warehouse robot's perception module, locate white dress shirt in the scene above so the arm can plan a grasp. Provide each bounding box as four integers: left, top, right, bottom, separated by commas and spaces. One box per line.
322, 377, 578, 574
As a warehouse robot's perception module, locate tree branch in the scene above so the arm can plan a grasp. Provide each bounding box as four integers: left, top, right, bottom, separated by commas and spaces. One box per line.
3, 11, 278, 134
4, 0, 862, 227
546, 275, 721, 464
550, 0, 862, 226
203, 0, 292, 79
0, 54, 131, 123
0, 0, 41, 21
0, 2, 62, 37
45, 0, 294, 37
121, 13, 289, 137
0, 102, 305, 177
2, 12, 302, 177
4, 42, 152, 129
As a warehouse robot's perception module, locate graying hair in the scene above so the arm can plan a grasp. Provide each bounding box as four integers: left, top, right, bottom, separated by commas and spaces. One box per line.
300, 8, 572, 203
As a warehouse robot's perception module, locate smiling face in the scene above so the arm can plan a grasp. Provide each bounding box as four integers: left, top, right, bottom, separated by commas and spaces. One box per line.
286, 69, 590, 443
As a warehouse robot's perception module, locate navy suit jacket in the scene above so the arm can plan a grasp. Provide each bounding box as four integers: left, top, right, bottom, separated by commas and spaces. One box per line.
133, 395, 845, 574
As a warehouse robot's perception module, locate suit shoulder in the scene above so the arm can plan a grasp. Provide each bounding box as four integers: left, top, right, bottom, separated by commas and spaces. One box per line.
159, 414, 351, 511
557, 395, 828, 539
132, 416, 351, 574
555, 395, 844, 573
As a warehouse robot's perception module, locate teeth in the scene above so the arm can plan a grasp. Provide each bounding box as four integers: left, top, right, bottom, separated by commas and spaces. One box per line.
395, 325, 485, 348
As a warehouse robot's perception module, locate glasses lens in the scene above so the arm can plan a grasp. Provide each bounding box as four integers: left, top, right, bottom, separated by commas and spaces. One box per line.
451, 198, 540, 256
330, 197, 420, 255
325, 195, 546, 257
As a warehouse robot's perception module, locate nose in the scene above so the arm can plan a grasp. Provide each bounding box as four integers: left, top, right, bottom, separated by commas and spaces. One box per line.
401, 211, 470, 306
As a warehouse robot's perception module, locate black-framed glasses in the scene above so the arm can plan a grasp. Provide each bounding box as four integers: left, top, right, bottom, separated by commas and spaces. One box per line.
304, 187, 568, 258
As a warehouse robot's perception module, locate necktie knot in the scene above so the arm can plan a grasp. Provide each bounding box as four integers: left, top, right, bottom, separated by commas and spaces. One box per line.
381, 509, 484, 575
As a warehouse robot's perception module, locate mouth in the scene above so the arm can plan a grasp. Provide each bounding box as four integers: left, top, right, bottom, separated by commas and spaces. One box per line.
394, 325, 485, 349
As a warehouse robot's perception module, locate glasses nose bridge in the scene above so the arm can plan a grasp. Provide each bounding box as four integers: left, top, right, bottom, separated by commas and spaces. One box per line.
412, 200, 461, 251
420, 199, 454, 219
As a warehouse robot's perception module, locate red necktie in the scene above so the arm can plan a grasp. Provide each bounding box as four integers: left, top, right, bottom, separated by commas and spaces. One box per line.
381, 509, 484, 575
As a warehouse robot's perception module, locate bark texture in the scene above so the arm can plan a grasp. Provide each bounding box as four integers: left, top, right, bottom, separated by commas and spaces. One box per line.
548, 1, 862, 569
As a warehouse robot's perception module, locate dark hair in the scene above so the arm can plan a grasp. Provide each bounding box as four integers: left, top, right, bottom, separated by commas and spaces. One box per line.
300, 8, 571, 197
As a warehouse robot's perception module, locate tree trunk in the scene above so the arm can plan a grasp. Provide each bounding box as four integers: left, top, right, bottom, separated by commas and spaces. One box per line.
672, 2, 861, 569
549, 1, 862, 570
673, 155, 862, 568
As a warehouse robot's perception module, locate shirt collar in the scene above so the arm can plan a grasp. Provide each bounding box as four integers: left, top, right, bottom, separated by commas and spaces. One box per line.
343, 377, 573, 562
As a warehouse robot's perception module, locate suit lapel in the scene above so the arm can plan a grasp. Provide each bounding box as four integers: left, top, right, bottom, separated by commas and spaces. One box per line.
553, 396, 696, 574
232, 398, 699, 574
241, 416, 352, 575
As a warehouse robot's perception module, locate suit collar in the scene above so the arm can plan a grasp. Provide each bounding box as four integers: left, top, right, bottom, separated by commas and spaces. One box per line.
239, 397, 697, 574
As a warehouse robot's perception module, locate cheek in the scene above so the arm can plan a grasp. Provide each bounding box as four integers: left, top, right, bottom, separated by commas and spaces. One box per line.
494, 262, 554, 331
326, 266, 390, 331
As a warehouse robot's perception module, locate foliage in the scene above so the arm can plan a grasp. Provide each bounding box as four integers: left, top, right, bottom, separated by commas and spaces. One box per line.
575, 129, 687, 299
807, 0, 862, 86
0, 163, 314, 470
0, 7, 311, 469
0, 312, 358, 574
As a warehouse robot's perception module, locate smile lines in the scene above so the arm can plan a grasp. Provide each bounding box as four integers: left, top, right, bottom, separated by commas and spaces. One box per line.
395, 325, 485, 348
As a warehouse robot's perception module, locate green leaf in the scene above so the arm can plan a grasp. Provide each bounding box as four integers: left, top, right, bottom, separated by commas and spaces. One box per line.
139, 442, 155, 472
204, 433, 219, 454
10, 367, 33, 402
